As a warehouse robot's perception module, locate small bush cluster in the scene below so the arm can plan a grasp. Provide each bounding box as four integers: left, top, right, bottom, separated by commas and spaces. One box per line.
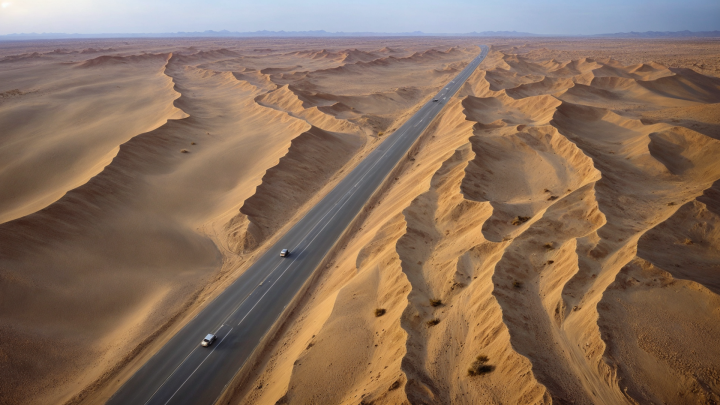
426, 318, 440, 327
511, 216, 531, 226
429, 298, 442, 307
513, 281, 523, 289
375, 308, 386, 317
467, 355, 495, 376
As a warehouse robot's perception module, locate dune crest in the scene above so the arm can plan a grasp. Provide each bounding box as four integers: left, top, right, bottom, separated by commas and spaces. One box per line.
0, 40, 484, 404
0, 52, 187, 224
2, 38, 720, 404
226, 126, 363, 253
231, 47, 720, 405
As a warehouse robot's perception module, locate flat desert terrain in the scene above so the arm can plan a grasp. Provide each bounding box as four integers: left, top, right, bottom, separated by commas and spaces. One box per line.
0, 37, 719, 405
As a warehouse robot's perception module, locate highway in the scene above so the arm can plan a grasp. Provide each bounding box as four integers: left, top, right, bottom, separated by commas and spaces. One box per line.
107, 44, 489, 405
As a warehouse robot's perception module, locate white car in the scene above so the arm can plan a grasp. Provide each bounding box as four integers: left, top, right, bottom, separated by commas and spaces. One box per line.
201, 334, 217, 347
280, 248, 289, 257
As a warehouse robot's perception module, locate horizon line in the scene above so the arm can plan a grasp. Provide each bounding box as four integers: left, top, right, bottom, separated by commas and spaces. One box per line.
1, 29, 720, 40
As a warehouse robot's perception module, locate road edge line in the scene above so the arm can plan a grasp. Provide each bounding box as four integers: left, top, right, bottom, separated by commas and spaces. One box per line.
212, 46, 486, 405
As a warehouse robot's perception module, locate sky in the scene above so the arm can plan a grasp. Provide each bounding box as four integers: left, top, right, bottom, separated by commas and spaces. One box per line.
0, 0, 719, 36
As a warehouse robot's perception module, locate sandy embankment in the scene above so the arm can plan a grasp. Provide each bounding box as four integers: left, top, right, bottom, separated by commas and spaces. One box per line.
0, 40, 478, 404
226, 46, 720, 404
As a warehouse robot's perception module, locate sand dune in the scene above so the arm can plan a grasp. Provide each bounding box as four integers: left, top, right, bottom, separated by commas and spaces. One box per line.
639, 68, 720, 103
2, 37, 720, 405
0, 53, 186, 224
462, 93, 561, 127
0, 39, 479, 404
226, 125, 363, 253
255, 84, 361, 133
591, 59, 674, 81
547, 58, 601, 78
229, 45, 720, 405
0, 50, 328, 403
484, 68, 542, 91
505, 76, 576, 99
640, 103, 720, 140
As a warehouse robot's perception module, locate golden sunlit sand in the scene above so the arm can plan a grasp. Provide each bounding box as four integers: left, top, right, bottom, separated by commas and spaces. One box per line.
0, 37, 719, 404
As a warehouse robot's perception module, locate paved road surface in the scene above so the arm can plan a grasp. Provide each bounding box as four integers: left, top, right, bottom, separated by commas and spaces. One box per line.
108, 45, 489, 405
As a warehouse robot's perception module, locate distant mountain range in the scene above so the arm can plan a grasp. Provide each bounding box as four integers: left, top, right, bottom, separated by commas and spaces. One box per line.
1, 30, 718, 41
591, 30, 720, 38
0, 30, 538, 40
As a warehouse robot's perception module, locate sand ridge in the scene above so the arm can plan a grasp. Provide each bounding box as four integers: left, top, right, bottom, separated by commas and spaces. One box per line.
0, 38, 482, 404
227, 46, 720, 405
2, 37, 720, 404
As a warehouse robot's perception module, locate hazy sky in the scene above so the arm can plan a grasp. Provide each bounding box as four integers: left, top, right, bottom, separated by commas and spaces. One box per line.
1, 0, 719, 35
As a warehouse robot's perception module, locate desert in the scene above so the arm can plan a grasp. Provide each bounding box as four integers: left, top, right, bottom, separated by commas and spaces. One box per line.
1, 35, 719, 405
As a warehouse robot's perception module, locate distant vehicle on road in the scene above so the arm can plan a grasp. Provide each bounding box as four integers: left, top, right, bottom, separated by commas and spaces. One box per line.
201, 334, 217, 347
433, 99, 439, 102
280, 249, 289, 257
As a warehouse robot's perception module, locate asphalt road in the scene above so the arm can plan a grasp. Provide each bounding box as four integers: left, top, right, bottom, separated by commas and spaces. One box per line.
108, 45, 489, 405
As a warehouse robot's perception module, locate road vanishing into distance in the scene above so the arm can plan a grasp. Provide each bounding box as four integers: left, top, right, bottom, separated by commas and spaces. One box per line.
108, 45, 489, 405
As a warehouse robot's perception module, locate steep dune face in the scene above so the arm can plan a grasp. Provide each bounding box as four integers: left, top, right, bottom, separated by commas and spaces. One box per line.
231, 48, 720, 405
295, 47, 473, 95
226, 126, 363, 253
255, 84, 361, 134
640, 103, 720, 141
505, 76, 576, 99
3, 38, 720, 404
591, 60, 674, 81
462, 93, 561, 127
398, 144, 549, 405
253, 46, 481, 137
0, 52, 317, 404
0, 53, 186, 224
0, 40, 479, 404
462, 125, 600, 243
233, 97, 550, 405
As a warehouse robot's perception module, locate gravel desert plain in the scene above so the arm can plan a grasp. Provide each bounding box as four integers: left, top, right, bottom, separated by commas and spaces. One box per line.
1, 36, 720, 404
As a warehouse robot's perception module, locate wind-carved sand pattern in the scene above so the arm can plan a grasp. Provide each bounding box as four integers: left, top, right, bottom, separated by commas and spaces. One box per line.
2, 39, 720, 405
0, 40, 482, 404
231, 46, 720, 405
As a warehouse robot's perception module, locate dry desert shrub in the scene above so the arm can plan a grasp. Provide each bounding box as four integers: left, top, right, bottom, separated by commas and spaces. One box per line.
374, 308, 386, 317
426, 318, 440, 327
512, 216, 531, 225
468, 355, 495, 376
429, 298, 442, 307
